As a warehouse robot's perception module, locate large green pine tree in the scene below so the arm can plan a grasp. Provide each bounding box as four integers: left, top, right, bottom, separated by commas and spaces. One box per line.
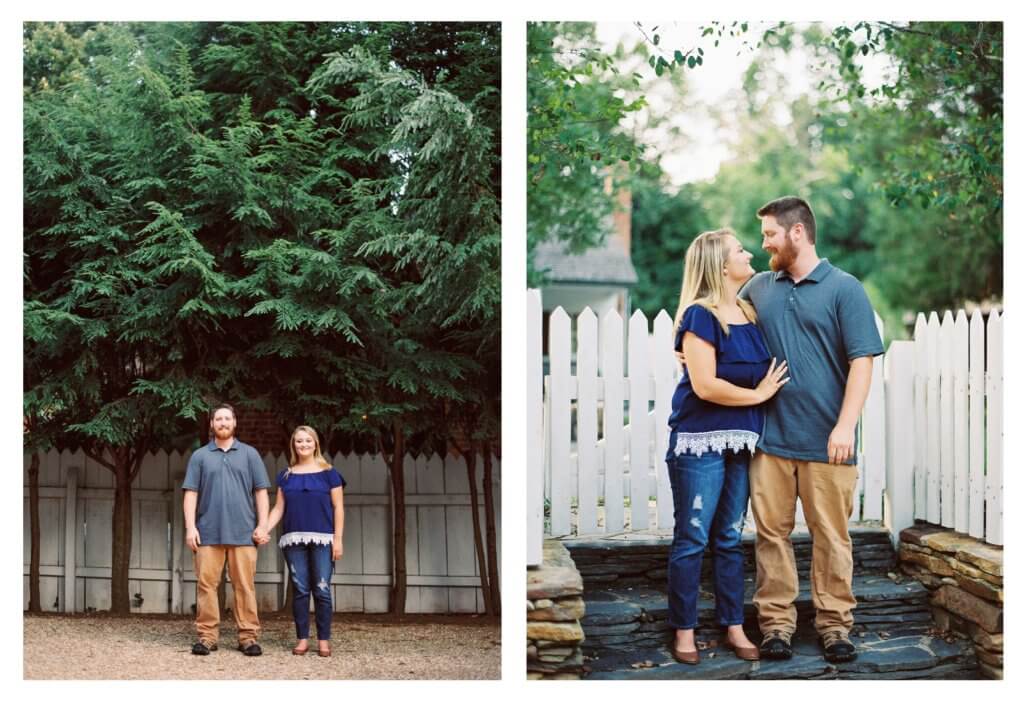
25, 21, 501, 615
24, 24, 223, 614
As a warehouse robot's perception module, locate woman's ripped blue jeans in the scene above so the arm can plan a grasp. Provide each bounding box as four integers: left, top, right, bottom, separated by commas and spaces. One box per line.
282, 543, 334, 640
666, 448, 750, 630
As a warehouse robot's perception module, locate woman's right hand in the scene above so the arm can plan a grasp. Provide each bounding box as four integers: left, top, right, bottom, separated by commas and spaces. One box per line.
756, 357, 790, 402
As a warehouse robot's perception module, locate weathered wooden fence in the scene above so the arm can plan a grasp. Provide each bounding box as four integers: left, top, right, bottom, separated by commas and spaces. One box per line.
24, 450, 500, 614
526, 288, 1003, 566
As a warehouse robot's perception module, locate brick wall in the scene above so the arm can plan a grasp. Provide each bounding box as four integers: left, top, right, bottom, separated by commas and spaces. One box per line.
204, 408, 291, 455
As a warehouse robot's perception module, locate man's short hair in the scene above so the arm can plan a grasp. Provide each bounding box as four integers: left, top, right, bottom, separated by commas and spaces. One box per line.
209, 403, 236, 421
757, 196, 816, 244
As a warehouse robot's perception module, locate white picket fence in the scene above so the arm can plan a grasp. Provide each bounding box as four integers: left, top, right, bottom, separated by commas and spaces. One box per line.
526, 289, 1003, 566
24, 449, 500, 614
908, 310, 1003, 543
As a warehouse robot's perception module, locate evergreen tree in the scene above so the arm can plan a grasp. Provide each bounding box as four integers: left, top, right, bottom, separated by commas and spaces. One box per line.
24, 24, 222, 613
25, 21, 500, 615
306, 43, 500, 612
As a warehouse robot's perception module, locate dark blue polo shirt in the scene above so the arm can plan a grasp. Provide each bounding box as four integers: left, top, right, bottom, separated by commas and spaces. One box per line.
740, 259, 884, 464
182, 439, 271, 545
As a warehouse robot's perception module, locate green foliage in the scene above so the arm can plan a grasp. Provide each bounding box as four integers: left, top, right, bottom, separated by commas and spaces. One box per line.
24, 21, 500, 459
526, 21, 751, 287
23, 22, 86, 92
25, 24, 215, 455
527, 22, 647, 283
821, 21, 1002, 307
719, 21, 1002, 311
628, 175, 711, 318
625, 21, 1001, 334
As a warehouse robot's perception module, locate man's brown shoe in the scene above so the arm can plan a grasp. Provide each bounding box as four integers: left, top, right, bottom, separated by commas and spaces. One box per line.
820, 630, 857, 663
191, 640, 217, 655
759, 630, 793, 660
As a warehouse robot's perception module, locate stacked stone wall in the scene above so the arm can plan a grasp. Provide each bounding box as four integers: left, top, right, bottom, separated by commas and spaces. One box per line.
527, 540, 586, 679
899, 524, 1003, 680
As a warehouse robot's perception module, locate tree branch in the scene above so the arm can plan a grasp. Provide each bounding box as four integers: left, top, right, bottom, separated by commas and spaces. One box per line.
84, 444, 116, 471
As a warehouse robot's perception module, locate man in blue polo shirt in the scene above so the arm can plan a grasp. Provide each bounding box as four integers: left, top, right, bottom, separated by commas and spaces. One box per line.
183, 403, 271, 656
740, 197, 884, 664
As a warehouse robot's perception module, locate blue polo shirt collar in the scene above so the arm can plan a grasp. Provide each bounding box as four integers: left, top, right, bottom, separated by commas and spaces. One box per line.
207, 439, 239, 452
773, 258, 833, 284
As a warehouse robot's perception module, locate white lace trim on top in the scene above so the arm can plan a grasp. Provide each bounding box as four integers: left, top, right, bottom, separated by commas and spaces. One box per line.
673, 430, 760, 457
278, 531, 334, 548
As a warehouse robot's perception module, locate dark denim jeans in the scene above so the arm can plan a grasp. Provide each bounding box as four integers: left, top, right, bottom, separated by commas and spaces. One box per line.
283, 543, 335, 640
666, 448, 750, 630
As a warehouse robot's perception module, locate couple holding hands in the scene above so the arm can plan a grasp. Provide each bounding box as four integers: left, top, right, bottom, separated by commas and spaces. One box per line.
183, 404, 346, 658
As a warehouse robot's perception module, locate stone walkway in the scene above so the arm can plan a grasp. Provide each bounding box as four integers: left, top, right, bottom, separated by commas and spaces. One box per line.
566, 526, 982, 680
586, 627, 978, 680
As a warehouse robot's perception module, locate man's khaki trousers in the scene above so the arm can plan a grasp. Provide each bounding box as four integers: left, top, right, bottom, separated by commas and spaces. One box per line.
194, 545, 260, 646
749, 451, 859, 635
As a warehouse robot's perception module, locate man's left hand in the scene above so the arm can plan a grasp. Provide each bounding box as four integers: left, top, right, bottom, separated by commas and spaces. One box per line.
827, 424, 856, 464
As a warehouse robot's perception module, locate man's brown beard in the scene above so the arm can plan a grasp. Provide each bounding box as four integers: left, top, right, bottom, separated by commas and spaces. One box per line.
768, 235, 797, 272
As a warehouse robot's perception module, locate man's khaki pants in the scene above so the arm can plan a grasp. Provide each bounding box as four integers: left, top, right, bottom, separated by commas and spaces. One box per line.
194, 545, 260, 646
749, 451, 859, 636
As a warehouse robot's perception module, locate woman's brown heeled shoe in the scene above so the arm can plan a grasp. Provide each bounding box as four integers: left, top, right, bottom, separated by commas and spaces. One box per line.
722, 639, 760, 661
318, 643, 331, 658
670, 644, 699, 665
292, 644, 309, 656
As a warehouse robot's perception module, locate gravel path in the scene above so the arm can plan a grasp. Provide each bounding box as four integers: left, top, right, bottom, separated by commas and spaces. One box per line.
24, 612, 501, 680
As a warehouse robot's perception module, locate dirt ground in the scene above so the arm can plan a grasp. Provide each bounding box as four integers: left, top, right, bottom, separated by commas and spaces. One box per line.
24, 611, 501, 680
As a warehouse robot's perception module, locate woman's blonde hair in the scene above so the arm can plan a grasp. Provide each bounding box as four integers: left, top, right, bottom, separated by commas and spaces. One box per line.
673, 228, 758, 341
286, 425, 331, 474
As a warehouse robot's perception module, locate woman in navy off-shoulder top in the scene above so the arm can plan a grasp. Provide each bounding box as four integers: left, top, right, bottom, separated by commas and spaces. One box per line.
263, 425, 345, 657
664, 229, 789, 665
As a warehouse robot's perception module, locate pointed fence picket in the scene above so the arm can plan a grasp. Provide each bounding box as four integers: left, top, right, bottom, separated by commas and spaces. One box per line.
953, 311, 969, 534
653, 311, 676, 528
968, 311, 985, 539
601, 308, 626, 535
925, 312, 942, 524
858, 312, 887, 522
883, 340, 915, 541
529, 289, 1004, 554
913, 314, 928, 520
547, 307, 572, 537
628, 310, 651, 531
25, 449, 500, 613
576, 308, 599, 536
939, 310, 955, 527
985, 311, 1003, 545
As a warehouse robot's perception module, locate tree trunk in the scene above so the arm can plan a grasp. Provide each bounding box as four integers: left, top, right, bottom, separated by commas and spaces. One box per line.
28, 452, 42, 613
387, 421, 407, 615
466, 445, 493, 615
482, 444, 500, 615
197, 416, 208, 447
110, 460, 134, 614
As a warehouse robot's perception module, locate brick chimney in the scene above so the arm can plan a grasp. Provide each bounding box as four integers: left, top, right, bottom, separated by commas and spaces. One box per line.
603, 171, 632, 256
